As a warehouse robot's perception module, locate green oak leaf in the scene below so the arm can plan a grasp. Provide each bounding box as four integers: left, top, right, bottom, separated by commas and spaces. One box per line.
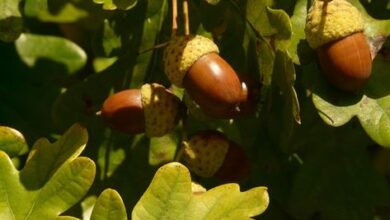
91, 189, 127, 220
93, 0, 137, 10
0, 124, 96, 219
24, 0, 88, 22
0, 0, 23, 42
132, 162, 269, 220
306, 52, 390, 147
265, 7, 292, 51
0, 126, 28, 157
254, 7, 301, 126
246, 0, 274, 36
268, 50, 301, 149
287, 0, 307, 64
149, 132, 179, 166
15, 33, 87, 75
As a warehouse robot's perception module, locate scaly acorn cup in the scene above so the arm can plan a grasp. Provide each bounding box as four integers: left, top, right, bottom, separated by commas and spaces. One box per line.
182, 130, 250, 181
101, 83, 181, 137
163, 35, 245, 118
305, 0, 372, 92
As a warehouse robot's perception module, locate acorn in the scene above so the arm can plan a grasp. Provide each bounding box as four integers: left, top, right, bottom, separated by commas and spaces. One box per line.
182, 130, 250, 181
163, 35, 246, 118
305, 0, 372, 92
101, 83, 181, 137
183, 75, 259, 120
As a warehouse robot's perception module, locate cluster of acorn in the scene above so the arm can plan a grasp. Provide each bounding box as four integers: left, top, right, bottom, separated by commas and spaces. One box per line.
100, 0, 373, 180
101, 34, 253, 180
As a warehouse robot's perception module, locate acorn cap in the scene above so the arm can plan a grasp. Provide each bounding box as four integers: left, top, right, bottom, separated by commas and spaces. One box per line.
163, 35, 219, 87
140, 83, 180, 137
305, 0, 364, 49
182, 131, 229, 178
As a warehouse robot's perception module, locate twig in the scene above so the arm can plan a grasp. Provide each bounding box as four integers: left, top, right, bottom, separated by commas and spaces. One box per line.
172, 0, 178, 36
183, 0, 190, 35
174, 141, 187, 162
174, 112, 189, 162
137, 42, 169, 55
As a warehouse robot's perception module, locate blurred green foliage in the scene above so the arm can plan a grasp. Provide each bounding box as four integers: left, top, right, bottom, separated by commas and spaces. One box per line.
1, 0, 390, 219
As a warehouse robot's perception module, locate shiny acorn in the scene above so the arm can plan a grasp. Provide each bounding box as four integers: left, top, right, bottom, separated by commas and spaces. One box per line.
164, 35, 246, 118
305, 0, 372, 92
182, 130, 250, 181
183, 75, 259, 119
101, 83, 181, 137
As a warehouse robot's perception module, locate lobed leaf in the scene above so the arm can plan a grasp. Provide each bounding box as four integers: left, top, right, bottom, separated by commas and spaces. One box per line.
132, 162, 269, 220
91, 189, 127, 220
0, 124, 96, 219
21, 124, 89, 187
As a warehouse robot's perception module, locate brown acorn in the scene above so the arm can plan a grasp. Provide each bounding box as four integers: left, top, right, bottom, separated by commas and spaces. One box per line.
183, 75, 259, 120
101, 83, 181, 137
101, 89, 145, 134
316, 32, 372, 92
182, 130, 250, 181
305, 0, 372, 92
164, 35, 246, 118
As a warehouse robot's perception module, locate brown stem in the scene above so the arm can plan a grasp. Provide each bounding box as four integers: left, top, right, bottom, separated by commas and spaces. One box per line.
137, 41, 169, 55
174, 112, 189, 162
183, 0, 190, 35
172, 0, 178, 36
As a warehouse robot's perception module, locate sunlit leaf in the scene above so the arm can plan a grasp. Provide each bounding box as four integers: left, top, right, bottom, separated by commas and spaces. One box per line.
132, 162, 269, 220
0, 124, 96, 219
91, 189, 127, 220
0, 126, 28, 157
15, 33, 87, 74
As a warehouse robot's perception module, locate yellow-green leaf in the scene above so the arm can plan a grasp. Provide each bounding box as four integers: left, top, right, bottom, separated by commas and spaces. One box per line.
132, 162, 269, 220
91, 189, 127, 220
